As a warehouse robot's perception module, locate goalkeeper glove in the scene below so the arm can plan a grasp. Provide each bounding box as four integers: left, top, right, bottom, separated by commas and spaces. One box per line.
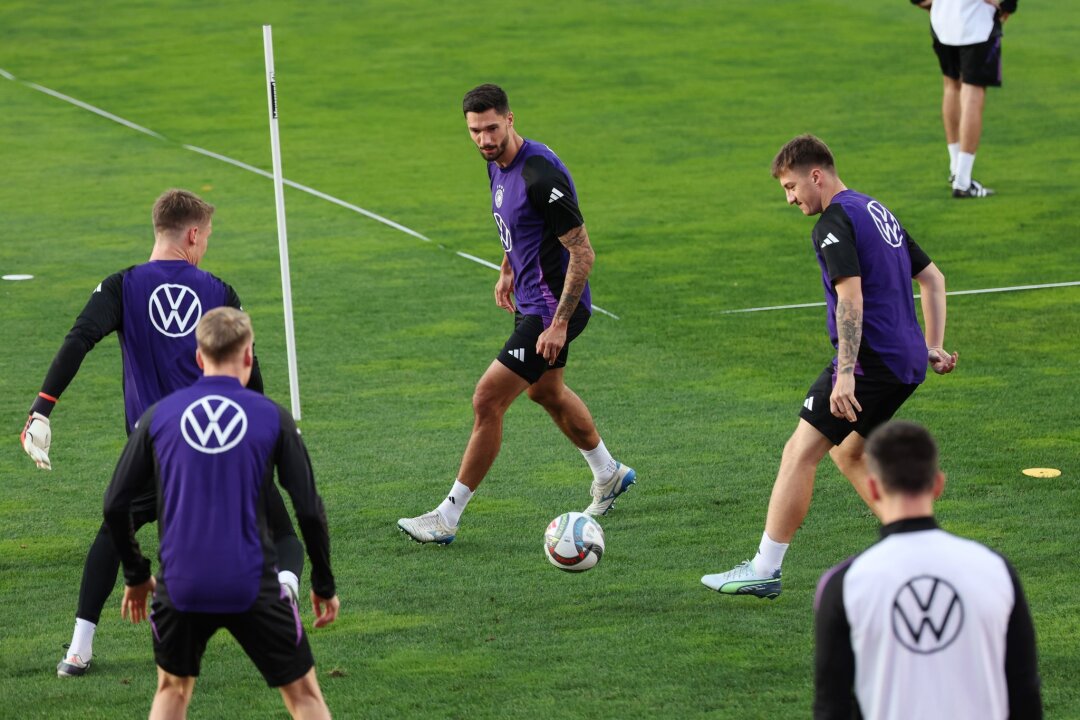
21, 412, 52, 470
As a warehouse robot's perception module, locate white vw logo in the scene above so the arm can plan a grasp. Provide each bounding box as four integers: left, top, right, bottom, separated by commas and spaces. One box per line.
149, 284, 203, 337
891, 575, 964, 654
493, 212, 513, 252
180, 395, 248, 454
866, 200, 904, 248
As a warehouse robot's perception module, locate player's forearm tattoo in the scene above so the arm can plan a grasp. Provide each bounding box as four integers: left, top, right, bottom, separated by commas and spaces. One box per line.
836, 299, 862, 375
554, 225, 595, 323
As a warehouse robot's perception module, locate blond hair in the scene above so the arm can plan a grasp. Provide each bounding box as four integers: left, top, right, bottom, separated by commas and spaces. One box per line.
196, 307, 252, 363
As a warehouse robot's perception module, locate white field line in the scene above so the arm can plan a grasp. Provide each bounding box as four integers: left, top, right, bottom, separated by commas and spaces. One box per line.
3, 68, 620, 318
721, 281, 1080, 315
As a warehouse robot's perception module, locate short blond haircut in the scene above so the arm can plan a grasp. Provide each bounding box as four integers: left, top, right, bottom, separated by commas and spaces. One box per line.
153, 189, 215, 233
196, 307, 253, 363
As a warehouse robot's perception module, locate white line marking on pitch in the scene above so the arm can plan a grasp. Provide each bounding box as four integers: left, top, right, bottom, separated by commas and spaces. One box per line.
721, 281, 1080, 314
1, 68, 620, 319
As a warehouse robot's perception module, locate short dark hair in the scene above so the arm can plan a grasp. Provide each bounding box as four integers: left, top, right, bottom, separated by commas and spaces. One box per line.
770, 134, 835, 178
463, 84, 510, 116
865, 421, 939, 495
153, 189, 214, 233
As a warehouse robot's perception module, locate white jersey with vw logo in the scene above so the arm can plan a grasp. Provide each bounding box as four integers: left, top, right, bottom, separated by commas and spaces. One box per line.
814, 518, 1042, 719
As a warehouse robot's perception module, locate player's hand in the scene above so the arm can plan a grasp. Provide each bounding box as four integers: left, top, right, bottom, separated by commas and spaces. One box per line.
928, 346, 958, 375
20, 412, 52, 470
494, 272, 515, 314
121, 577, 156, 624
829, 372, 862, 422
536, 321, 568, 365
311, 592, 340, 629
983, 0, 1010, 21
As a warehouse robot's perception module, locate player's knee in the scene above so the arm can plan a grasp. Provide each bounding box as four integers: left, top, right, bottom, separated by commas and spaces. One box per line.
471, 386, 506, 421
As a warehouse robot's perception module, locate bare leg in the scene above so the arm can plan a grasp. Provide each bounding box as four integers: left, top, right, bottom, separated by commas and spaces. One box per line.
279, 668, 331, 720
763, 420, 834, 544
455, 361, 529, 491
526, 368, 600, 450
150, 668, 195, 720
829, 432, 882, 520
958, 82, 986, 154
942, 76, 962, 145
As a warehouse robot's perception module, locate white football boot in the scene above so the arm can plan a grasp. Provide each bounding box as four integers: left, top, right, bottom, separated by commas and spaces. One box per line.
398, 510, 457, 545
584, 463, 637, 516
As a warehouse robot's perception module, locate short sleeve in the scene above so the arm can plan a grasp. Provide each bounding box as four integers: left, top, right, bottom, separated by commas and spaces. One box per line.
813, 206, 861, 283
523, 155, 584, 239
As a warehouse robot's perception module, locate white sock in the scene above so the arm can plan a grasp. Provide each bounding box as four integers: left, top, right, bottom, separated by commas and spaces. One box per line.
278, 570, 300, 599
955, 152, 976, 190
752, 532, 789, 577
69, 618, 96, 661
947, 143, 960, 177
581, 440, 617, 480
436, 480, 473, 527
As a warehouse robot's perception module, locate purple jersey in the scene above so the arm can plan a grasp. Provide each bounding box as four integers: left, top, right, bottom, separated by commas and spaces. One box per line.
488, 139, 591, 324
812, 190, 932, 385
119, 261, 230, 429
104, 375, 335, 613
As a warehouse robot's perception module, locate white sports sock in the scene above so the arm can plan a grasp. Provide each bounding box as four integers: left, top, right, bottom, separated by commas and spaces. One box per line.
69, 618, 96, 661
436, 480, 473, 527
947, 143, 960, 177
278, 570, 300, 600
581, 440, 617, 480
752, 532, 789, 577
955, 152, 976, 190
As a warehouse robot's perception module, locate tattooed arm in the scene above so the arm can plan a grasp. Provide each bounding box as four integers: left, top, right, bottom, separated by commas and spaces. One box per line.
831, 276, 863, 422
535, 224, 595, 364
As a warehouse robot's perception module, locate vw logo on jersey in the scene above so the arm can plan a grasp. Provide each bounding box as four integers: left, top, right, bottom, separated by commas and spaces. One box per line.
493, 212, 513, 252
866, 200, 904, 248
494, 184, 505, 209
180, 395, 248, 455
891, 575, 965, 654
149, 283, 203, 337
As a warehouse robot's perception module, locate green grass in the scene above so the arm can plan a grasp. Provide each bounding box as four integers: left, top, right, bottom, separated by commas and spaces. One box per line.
1, 1, 1078, 717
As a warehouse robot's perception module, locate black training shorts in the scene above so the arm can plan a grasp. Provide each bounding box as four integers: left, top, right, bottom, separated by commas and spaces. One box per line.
933, 35, 1003, 87
799, 365, 919, 446
497, 305, 590, 384
150, 582, 314, 687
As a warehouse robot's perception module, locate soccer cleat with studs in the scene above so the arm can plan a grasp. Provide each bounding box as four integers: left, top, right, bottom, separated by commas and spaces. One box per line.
584, 463, 637, 516
57, 652, 90, 678
952, 179, 995, 199
398, 510, 457, 545
701, 560, 782, 599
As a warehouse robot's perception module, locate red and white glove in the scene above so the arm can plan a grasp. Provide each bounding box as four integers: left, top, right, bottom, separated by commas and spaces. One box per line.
21, 412, 52, 470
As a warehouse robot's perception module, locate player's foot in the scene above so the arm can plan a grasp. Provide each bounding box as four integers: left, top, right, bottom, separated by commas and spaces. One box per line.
398, 510, 457, 545
952, 179, 995, 198
584, 463, 637, 516
57, 653, 90, 677
701, 560, 782, 599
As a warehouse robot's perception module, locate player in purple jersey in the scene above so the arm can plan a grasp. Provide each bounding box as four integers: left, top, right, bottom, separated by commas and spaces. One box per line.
105, 308, 338, 719
398, 84, 635, 544
19, 190, 305, 677
702, 135, 958, 599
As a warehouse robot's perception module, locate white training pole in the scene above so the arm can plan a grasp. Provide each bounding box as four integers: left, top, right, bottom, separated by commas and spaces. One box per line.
263, 25, 302, 419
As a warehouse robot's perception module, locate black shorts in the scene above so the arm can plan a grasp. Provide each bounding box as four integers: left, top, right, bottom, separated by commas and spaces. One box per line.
150, 583, 313, 687
933, 34, 1002, 87
799, 365, 919, 446
497, 305, 590, 384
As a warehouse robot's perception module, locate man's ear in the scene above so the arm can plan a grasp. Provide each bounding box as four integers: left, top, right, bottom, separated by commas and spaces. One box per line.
867, 473, 884, 503
196, 348, 205, 371
932, 471, 946, 499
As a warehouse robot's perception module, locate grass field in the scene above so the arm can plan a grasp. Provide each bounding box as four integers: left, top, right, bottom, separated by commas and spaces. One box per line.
1, 1, 1078, 717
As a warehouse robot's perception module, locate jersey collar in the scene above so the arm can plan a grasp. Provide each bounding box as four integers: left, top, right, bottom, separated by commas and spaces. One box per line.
880, 516, 938, 539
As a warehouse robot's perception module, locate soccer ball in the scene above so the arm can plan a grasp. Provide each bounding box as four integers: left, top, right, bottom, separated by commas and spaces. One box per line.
543, 511, 605, 572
